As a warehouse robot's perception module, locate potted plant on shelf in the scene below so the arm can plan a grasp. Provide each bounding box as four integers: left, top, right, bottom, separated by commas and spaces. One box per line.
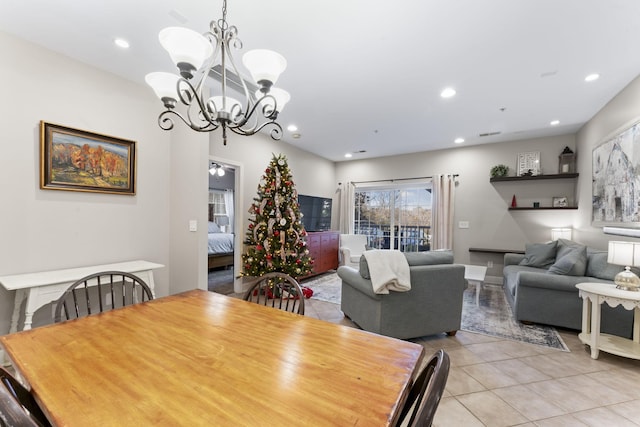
490, 164, 509, 178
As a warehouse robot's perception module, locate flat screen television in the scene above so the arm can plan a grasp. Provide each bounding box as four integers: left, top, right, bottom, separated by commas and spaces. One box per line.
298, 195, 332, 232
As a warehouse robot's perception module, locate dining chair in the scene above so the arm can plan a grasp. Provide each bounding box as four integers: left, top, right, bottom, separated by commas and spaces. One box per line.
397, 349, 450, 427
53, 271, 153, 322
243, 272, 305, 315
0, 367, 51, 427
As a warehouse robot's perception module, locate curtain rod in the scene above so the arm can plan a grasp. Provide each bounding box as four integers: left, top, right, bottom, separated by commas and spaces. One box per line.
349, 174, 459, 185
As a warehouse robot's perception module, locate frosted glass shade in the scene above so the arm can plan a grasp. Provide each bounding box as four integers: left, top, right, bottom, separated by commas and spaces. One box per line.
159, 27, 213, 73
551, 228, 572, 241
208, 96, 242, 116
256, 88, 290, 114
145, 72, 180, 101
243, 49, 287, 87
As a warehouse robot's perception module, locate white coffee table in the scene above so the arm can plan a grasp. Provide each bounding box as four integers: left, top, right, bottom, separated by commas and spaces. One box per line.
465, 265, 488, 305
576, 282, 640, 360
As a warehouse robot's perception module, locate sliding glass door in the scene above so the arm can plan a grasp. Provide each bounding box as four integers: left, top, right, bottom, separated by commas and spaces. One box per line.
354, 183, 432, 252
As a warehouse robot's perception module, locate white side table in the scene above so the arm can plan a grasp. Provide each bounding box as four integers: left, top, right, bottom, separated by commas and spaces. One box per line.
576, 282, 640, 360
464, 265, 488, 305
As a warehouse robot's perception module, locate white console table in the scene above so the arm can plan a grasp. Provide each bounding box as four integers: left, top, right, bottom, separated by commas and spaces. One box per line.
576, 282, 640, 360
0, 260, 164, 333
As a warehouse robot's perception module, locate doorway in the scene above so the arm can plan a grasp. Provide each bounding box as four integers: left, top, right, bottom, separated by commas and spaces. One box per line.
207, 158, 241, 294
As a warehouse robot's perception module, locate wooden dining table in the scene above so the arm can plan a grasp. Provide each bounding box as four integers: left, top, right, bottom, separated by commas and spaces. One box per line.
0, 289, 425, 426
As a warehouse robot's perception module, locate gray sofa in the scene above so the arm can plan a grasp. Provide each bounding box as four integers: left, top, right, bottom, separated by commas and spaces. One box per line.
337, 250, 465, 339
503, 239, 633, 336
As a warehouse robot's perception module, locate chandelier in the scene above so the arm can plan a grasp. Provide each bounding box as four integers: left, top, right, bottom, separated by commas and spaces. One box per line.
145, 0, 289, 145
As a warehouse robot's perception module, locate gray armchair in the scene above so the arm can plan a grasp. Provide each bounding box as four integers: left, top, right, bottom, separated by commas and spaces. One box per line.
337, 250, 465, 339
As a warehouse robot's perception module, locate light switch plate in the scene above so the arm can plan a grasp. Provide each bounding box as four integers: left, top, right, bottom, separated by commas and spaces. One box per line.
189, 220, 198, 232
458, 221, 470, 229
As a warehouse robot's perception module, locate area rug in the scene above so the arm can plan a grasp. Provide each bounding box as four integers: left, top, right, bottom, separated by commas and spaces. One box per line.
300, 272, 342, 304
463, 284, 568, 351
301, 272, 568, 351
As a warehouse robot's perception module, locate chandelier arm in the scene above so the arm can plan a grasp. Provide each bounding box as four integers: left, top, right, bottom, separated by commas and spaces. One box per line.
219, 26, 253, 120
228, 121, 283, 141
158, 109, 220, 133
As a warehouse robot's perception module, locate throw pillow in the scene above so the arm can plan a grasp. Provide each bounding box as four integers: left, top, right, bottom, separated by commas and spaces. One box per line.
208, 222, 221, 233
519, 241, 557, 268
359, 254, 371, 279
548, 244, 587, 276
586, 249, 623, 281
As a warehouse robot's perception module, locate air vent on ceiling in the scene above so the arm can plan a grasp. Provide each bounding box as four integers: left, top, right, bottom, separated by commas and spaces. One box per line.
208, 64, 258, 94
479, 131, 502, 137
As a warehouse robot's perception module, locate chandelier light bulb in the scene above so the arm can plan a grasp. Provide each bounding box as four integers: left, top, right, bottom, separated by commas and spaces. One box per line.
159, 27, 213, 79
243, 49, 287, 90
256, 88, 290, 116
145, 72, 180, 108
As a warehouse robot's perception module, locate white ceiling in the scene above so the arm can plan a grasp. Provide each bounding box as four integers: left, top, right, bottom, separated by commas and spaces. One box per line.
2, 0, 640, 162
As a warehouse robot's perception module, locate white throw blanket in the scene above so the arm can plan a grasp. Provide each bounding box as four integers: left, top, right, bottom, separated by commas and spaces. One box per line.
363, 250, 411, 294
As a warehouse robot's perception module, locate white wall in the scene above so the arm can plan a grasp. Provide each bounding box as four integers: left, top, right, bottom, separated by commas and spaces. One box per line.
575, 74, 640, 248
0, 31, 172, 332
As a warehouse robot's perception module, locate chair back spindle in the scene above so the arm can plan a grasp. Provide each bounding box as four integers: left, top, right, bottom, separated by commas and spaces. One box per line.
54, 271, 153, 322
243, 272, 305, 315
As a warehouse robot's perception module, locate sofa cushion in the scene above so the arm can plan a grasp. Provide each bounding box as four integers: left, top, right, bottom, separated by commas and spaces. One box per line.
519, 241, 557, 268
359, 250, 454, 279
586, 248, 622, 281
548, 244, 587, 276
404, 250, 453, 266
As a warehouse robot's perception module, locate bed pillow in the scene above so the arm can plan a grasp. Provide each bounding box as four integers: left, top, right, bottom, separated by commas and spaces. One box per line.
518, 241, 557, 268
208, 222, 221, 233
548, 240, 587, 276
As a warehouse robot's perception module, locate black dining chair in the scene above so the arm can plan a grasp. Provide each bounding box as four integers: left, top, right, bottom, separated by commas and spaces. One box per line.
54, 271, 153, 322
243, 272, 305, 315
397, 349, 450, 427
0, 367, 51, 427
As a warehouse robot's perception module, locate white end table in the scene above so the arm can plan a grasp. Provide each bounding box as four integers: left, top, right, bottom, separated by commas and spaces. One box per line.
576, 282, 640, 360
465, 265, 488, 305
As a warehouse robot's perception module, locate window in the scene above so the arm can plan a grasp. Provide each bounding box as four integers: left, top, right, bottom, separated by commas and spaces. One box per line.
208, 190, 227, 222
354, 183, 432, 252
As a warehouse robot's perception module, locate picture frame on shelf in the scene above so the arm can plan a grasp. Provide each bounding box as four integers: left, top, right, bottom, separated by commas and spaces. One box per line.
40, 121, 136, 195
552, 196, 568, 208
517, 151, 540, 176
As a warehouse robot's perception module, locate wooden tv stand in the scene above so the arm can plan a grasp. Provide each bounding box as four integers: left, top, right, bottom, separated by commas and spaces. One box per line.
305, 231, 339, 277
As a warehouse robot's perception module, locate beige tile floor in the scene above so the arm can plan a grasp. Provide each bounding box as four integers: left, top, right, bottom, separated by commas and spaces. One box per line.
301, 297, 640, 426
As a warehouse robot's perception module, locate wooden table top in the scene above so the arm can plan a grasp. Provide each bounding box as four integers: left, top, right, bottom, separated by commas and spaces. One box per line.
1, 289, 424, 426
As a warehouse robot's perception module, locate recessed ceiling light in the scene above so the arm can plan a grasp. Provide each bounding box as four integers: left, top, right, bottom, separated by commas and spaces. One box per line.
440, 87, 456, 98
287, 124, 298, 132
550, 120, 560, 126
585, 73, 600, 82
454, 138, 464, 144
344, 153, 353, 158
292, 133, 301, 139
114, 38, 130, 49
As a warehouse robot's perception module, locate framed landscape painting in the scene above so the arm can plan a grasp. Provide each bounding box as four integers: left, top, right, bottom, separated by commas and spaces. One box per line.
40, 121, 136, 195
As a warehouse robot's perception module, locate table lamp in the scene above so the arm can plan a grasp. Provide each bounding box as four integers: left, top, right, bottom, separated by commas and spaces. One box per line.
216, 216, 230, 233
607, 241, 640, 291
551, 228, 572, 241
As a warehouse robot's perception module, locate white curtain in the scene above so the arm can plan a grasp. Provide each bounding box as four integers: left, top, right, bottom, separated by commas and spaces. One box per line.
338, 181, 355, 234
224, 190, 234, 233
431, 174, 456, 250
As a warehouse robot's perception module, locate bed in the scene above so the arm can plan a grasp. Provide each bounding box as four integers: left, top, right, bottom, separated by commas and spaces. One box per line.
208, 222, 234, 269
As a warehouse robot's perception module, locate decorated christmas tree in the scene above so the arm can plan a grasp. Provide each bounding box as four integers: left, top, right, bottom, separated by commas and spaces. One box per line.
241, 153, 314, 278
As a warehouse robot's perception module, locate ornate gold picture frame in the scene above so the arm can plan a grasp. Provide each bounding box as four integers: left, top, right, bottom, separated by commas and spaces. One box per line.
40, 121, 136, 195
